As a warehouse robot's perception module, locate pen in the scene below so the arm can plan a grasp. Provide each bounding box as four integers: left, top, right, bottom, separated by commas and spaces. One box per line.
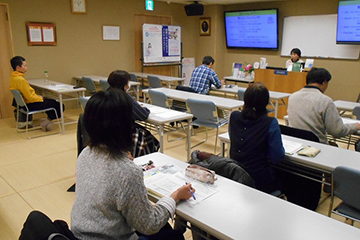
185, 182, 196, 200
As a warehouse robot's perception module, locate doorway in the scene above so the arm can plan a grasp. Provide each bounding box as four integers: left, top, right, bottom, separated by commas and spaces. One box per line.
0, 3, 14, 118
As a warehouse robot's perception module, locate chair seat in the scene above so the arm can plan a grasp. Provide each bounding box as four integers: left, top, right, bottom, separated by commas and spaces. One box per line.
192, 117, 228, 128
334, 202, 360, 221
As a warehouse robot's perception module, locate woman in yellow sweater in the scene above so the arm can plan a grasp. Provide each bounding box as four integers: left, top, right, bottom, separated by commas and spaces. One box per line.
10, 56, 63, 131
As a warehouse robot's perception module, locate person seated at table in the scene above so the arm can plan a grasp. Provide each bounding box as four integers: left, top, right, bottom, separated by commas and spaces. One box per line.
288, 67, 360, 144
71, 89, 194, 240
229, 82, 285, 194
107, 70, 159, 157
189, 56, 224, 95
285, 48, 304, 71
9, 56, 63, 131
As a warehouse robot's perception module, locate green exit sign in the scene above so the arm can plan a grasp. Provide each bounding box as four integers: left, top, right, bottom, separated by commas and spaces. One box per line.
146, 0, 154, 11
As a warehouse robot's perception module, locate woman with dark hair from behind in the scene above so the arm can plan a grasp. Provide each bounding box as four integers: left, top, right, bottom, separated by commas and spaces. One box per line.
107, 70, 159, 157
71, 89, 194, 240
229, 82, 285, 194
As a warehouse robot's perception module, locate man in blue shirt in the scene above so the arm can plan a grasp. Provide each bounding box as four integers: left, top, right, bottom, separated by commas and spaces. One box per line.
189, 56, 224, 95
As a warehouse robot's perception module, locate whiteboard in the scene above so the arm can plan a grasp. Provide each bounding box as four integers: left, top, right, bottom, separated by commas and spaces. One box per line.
142, 24, 181, 63
281, 14, 360, 60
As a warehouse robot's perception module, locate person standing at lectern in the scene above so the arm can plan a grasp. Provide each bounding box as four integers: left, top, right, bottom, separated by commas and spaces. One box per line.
285, 48, 304, 71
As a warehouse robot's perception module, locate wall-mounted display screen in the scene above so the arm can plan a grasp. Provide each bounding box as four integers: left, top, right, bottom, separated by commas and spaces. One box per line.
337, 0, 360, 44
224, 9, 278, 49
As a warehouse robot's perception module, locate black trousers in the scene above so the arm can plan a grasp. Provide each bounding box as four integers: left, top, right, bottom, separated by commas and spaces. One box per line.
14, 98, 64, 120
137, 222, 184, 240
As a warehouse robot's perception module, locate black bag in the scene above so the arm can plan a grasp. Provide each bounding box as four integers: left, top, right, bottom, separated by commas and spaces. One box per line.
355, 139, 360, 152
19, 210, 78, 240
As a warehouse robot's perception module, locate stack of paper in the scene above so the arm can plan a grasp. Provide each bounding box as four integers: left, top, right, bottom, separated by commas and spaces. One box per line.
282, 139, 303, 155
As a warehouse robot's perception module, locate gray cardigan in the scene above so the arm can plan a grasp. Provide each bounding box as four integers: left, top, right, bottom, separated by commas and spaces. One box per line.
288, 87, 358, 144
71, 147, 175, 240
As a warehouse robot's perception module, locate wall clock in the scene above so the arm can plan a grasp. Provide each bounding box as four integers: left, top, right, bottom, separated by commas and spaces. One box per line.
71, 0, 87, 14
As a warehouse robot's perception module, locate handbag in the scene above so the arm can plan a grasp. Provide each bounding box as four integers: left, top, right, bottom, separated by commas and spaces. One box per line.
185, 164, 216, 184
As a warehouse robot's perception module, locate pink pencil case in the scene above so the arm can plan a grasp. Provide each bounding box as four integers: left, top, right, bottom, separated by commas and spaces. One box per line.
185, 165, 216, 184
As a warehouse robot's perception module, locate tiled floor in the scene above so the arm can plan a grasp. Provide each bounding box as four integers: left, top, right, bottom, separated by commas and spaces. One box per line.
0, 108, 359, 239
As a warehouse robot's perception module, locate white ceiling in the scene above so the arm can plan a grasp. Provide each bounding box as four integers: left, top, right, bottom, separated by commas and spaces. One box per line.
156, 0, 292, 5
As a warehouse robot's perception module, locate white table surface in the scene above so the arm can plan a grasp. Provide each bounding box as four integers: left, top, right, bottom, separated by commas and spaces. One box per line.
219, 132, 360, 173
28, 79, 86, 133
135, 152, 360, 240
213, 85, 291, 100
130, 71, 185, 82
73, 75, 140, 100
73, 75, 140, 86
142, 103, 193, 160
223, 76, 254, 84
334, 100, 360, 111
142, 88, 244, 111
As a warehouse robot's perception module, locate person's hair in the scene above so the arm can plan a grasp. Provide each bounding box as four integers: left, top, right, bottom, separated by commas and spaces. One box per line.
107, 70, 130, 91
290, 48, 301, 58
83, 89, 133, 158
306, 67, 332, 85
242, 82, 269, 120
202, 56, 215, 65
10, 56, 25, 71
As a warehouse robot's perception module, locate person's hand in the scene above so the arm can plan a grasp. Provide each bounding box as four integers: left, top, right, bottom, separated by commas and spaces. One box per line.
170, 183, 195, 202
355, 122, 360, 130
221, 79, 225, 87
38, 95, 43, 100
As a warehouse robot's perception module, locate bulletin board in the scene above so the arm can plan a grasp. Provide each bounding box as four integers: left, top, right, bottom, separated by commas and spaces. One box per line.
281, 14, 359, 59
26, 22, 57, 46
142, 23, 181, 63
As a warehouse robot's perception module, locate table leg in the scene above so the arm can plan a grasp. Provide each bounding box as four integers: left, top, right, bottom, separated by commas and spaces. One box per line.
59, 93, 65, 134
275, 100, 279, 119
158, 124, 164, 153
187, 118, 192, 161
136, 86, 139, 101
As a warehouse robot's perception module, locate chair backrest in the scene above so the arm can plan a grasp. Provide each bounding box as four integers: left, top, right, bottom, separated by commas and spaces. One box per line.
79, 96, 89, 110
147, 75, 162, 88
10, 89, 27, 107
99, 79, 110, 91
186, 98, 217, 120
353, 106, 360, 120
175, 85, 197, 93
333, 166, 360, 211
82, 77, 97, 93
280, 125, 320, 142
237, 89, 245, 101
148, 89, 168, 108
129, 73, 138, 82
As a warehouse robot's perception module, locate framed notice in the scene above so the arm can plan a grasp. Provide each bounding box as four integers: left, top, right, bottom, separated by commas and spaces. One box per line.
102, 25, 120, 40
26, 22, 57, 46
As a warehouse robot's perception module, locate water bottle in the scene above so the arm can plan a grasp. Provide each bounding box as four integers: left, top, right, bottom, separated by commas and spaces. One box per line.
44, 71, 49, 83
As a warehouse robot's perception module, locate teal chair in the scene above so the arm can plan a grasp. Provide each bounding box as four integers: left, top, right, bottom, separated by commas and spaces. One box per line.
79, 96, 89, 110
99, 79, 110, 91
10, 89, 61, 139
147, 75, 162, 88
328, 166, 360, 225
82, 77, 97, 95
186, 98, 228, 153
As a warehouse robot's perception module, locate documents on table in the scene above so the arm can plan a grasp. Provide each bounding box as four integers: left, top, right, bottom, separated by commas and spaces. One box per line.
143, 164, 218, 204
282, 139, 303, 155
147, 104, 187, 118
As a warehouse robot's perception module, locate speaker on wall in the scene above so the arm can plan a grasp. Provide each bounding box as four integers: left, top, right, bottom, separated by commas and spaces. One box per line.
184, 2, 204, 16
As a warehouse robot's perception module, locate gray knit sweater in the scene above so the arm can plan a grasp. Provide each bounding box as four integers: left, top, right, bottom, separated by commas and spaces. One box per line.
71, 147, 175, 240
288, 87, 358, 144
